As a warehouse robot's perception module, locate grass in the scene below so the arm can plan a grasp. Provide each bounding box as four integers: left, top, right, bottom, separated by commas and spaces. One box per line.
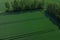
0, 0, 60, 40
39, 30, 60, 40
0, 11, 58, 39
15, 30, 60, 40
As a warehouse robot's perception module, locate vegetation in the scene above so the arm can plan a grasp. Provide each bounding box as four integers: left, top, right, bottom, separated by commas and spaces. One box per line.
46, 2, 60, 19
15, 30, 60, 40
0, 0, 60, 40
0, 11, 58, 39
5, 0, 43, 12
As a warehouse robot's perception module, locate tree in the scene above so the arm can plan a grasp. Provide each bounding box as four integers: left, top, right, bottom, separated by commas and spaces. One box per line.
11, 0, 20, 11
5, 2, 10, 11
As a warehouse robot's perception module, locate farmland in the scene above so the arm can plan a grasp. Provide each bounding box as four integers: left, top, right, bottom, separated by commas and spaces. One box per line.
0, 0, 60, 40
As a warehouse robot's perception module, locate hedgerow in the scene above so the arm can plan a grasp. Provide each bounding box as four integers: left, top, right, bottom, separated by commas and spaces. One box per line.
46, 2, 60, 19
5, 0, 44, 12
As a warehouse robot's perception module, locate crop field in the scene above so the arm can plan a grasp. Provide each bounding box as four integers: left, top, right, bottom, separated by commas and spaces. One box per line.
0, 11, 58, 39
0, 0, 60, 40
15, 30, 60, 40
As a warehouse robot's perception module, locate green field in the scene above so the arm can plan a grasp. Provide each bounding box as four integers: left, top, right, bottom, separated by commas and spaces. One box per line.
0, 0, 60, 40
16, 30, 60, 40
0, 11, 58, 40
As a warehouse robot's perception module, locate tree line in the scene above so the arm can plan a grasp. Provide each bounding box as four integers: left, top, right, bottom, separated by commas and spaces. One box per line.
5, 0, 43, 12
5, 0, 60, 19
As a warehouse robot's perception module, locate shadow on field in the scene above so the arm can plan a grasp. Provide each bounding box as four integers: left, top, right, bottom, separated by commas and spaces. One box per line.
0, 17, 44, 25
1, 29, 54, 40
0, 9, 41, 15
45, 11, 60, 29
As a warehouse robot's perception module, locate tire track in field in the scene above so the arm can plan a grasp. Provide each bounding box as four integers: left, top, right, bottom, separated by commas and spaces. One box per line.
0, 29, 55, 40
0, 17, 45, 25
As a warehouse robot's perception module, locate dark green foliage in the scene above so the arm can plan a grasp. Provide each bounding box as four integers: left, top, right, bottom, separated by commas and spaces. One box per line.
37, 2, 43, 9
24, 5, 30, 10
5, 2, 13, 12
12, 0, 20, 11
46, 3, 60, 19
5, 2, 10, 11
46, 3, 56, 15
5, 0, 44, 12
13, 0, 18, 10
30, 4, 35, 9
